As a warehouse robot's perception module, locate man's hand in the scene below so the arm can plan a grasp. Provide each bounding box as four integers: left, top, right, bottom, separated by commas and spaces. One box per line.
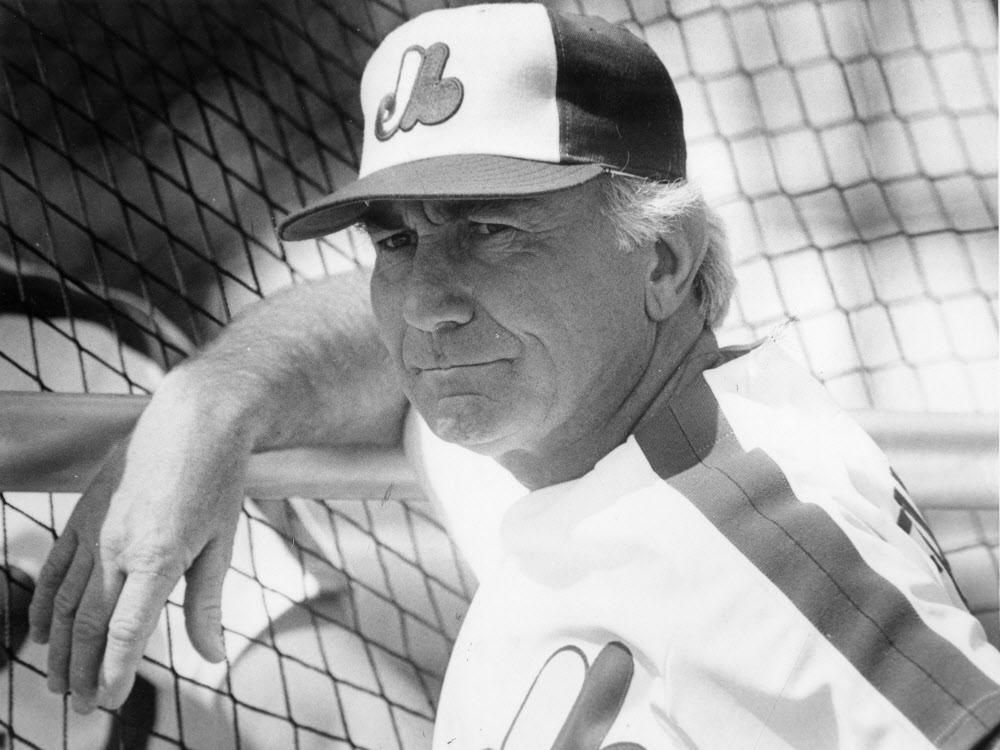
28, 370, 252, 713
26, 272, 407, 715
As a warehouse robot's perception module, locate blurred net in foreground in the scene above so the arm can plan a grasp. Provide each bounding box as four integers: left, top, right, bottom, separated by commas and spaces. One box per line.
3, 486, 471, 749
0, 0, 996, 748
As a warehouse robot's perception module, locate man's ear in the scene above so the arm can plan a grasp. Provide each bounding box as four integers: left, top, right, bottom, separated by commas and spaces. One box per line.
644, 209, 709, 322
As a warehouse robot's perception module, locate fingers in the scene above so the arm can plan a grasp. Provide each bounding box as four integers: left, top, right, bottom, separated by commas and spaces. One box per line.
42, 548, 93, 695
66, 561, 125, 713
183, 535, 234, 663
28, 527, 79, 645
28, 446, 123, 709
98, 570, 177, 709
31, 531, 177, 713
41, 550, 182, 713
24, 418, 250, 715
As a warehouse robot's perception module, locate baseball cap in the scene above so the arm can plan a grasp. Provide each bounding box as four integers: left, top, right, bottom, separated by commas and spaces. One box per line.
277, 2, 685, 241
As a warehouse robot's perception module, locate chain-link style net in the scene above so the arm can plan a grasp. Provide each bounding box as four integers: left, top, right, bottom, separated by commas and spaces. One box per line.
1, 1, 996, 747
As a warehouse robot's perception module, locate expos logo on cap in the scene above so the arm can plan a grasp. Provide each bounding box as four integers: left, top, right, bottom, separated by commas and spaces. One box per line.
374, 43, 463, 141
278, 3, 686, 242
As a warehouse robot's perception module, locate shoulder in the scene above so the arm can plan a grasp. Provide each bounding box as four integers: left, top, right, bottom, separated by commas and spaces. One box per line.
632, 343, 1000, 748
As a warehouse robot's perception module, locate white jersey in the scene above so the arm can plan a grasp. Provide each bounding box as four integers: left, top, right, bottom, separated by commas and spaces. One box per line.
408, 339, 1000, 749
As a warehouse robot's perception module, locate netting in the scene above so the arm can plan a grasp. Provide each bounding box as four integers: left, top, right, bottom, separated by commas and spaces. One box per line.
0, 1, 996, 748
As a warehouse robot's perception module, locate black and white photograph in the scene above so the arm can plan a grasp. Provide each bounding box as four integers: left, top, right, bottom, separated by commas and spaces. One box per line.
0, 1, 997, 748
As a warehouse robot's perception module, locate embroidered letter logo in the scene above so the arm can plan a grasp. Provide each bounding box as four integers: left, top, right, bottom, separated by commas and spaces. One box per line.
375, 42, 463, 141
494, 642, 647, 750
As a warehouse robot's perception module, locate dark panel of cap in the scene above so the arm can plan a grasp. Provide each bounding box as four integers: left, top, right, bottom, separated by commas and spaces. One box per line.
548, 10, 686, 182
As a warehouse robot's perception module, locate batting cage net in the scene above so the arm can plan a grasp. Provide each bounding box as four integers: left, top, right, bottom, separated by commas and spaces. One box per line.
0, 0, 996, 748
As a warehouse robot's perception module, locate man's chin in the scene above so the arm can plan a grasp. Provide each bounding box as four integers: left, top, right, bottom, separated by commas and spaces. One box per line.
421, 396, 517, 453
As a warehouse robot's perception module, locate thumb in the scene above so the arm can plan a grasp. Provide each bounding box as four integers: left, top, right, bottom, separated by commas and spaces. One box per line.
183, 531, 236, 663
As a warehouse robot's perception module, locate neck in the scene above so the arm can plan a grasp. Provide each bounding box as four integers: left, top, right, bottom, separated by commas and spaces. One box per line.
498, 304, 719, 490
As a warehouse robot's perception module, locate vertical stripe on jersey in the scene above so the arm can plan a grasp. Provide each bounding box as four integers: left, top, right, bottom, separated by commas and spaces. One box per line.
633, 375, 1000, 749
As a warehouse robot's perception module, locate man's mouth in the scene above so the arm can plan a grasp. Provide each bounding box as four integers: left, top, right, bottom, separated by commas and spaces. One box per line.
409, 359, 509, 374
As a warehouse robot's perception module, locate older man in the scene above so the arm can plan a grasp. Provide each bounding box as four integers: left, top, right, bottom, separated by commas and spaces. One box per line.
29, 4, 1000, 748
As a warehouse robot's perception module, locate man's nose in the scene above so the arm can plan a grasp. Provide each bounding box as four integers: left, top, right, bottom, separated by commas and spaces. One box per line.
401, 240, 474, 332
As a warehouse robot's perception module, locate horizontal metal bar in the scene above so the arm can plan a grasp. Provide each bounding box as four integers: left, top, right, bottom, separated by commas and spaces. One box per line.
0, 391, 419, 498
854, 410, 998, 451
0, 392, 995, 508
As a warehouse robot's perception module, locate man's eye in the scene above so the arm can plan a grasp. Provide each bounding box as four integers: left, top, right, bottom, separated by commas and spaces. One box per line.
470, 222, 511, 236
376, 231, 416, 251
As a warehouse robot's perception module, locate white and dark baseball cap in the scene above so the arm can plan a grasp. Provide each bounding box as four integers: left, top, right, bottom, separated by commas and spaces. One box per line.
277, 2, 685, 241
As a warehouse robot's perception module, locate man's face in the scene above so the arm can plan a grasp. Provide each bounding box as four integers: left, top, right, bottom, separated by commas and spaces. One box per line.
366, 179, 655, 458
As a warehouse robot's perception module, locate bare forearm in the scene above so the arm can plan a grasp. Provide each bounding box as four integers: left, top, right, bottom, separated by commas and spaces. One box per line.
30, 269, 410, 714
168, 268, 406, 451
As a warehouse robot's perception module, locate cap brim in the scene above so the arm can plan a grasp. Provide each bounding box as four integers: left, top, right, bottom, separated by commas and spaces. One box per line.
276, 154, 605, 241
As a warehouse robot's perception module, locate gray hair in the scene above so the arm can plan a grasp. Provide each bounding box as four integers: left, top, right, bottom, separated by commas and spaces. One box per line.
599, 174, 735, 327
